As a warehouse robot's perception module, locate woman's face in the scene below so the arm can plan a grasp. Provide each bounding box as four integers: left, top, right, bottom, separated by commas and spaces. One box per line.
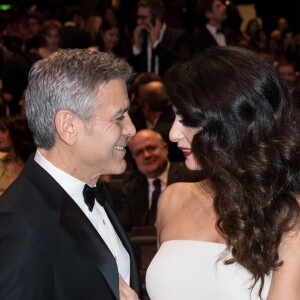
101, 27, 120, 52
0, 129, 13, 152
44, 28, 60, 49
169, 112, 200, 170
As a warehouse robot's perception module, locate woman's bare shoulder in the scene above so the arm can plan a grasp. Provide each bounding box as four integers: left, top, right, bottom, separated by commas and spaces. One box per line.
157, 180, 214, 223
159, 182, 199, 204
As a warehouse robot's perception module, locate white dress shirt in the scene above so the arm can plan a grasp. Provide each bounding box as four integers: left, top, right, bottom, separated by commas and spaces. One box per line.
206, 24, 226, 47
34, 150, 130, 284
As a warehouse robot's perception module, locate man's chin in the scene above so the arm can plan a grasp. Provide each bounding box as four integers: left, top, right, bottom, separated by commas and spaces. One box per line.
115, 160, 127, 175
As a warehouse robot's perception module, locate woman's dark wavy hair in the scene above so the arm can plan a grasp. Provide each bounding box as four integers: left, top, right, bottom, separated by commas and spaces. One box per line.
164, 46, 300, 297
0, 116, 35, 162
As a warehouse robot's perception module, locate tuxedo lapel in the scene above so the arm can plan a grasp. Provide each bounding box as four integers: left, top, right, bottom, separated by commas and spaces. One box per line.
21, 157, 139, 299
100, 185, 141, 294
136, 176, 149, 226
60, 192, 119, 300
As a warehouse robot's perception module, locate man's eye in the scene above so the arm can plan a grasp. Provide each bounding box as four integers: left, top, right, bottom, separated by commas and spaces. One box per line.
116, 115, 125, 121
146, 146, 156, 151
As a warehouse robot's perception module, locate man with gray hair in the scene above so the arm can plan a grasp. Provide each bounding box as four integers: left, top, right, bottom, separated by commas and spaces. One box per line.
0, 49, 141, 300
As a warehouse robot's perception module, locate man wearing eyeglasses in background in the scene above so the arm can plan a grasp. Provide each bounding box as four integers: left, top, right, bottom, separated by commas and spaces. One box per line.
130, 0, 190, 77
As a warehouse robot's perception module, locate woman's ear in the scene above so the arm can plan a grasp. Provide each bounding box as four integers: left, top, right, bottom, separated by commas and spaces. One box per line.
55, 110, 77, 145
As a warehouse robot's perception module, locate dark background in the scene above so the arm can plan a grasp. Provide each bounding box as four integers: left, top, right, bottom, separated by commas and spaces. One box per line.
1, 0, 300, 32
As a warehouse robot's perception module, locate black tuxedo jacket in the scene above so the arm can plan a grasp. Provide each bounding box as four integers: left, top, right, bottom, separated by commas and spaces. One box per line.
116, 162, 205, 231
0, 157, 141, 300
130, 26, 190, 77
191, 25, 236, 54
192, 25, 218, 53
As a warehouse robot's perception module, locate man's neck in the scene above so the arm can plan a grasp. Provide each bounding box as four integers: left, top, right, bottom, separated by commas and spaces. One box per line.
207, 20, 221, 29
38, 147, 98, 186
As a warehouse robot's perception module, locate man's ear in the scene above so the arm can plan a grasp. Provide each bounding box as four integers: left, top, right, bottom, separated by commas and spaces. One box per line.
55, 110, 77, 145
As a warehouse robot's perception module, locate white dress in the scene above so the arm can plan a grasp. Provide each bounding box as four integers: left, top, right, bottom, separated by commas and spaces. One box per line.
146, 240, 271, 300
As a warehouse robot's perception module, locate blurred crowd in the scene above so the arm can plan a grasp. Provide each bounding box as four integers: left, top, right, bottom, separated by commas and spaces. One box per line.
1, 0, 300, 230
0, 1, 299, 116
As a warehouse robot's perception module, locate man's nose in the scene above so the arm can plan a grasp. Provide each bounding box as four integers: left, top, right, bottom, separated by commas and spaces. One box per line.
143, 149, 152, 158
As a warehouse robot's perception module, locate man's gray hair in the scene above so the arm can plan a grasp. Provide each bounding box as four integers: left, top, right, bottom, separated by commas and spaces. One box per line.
25, 49, 134, 149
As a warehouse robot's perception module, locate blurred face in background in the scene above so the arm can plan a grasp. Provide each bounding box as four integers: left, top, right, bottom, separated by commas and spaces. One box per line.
136, 6, 152, 27
0, 128, 12, 152
129, 130, 169, 178
19, 89, 27, 117
207, 0, 227, 24
44, 28, 61, 49
28, 17, 41, 36
101, 27, 120, 52
278, 64, 297, 88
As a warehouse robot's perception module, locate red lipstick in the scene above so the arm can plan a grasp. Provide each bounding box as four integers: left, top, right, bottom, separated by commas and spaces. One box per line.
178, 147, 192, 157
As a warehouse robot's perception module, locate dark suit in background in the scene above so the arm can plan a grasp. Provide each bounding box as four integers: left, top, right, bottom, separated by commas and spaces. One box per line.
116, 162, 204, 231
131, 26, 190, 78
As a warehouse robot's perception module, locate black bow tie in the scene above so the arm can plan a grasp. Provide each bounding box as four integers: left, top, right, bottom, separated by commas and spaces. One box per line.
83, 184, 105, 211
216, 28, 224, 34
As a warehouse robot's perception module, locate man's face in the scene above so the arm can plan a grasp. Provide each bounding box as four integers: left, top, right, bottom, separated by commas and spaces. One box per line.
136, 7, 152, 26
129, 130, 168, 178
0, 129, 12, 152
28, 18, 41, 36
278, 65, 297, 88
209, 0, 227, 24
74, 79, 136, 181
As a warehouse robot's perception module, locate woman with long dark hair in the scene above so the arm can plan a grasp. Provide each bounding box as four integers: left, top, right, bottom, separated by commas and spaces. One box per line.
146, 46, 300, 299
89, 18, 130, 60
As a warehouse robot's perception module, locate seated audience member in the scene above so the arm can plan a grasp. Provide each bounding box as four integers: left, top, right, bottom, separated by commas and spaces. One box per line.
126, 72, 163, 170
38, 20, 62, 59
130, 75, 184, 161
25, 12, 44, 56
0, 115, 35, 195
129, 72, 161, 107
88, 18, 130, 60
130, 0, 190, 77
191, 0, 229, 54
18, 88, 27, 116
116, 129, 204, 231
277, 60, 298, 92
61, 6, 92, 49
0, 34, 30, 115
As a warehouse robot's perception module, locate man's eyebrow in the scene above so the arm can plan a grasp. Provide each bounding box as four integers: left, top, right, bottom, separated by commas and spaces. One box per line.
113, 106, 129, 117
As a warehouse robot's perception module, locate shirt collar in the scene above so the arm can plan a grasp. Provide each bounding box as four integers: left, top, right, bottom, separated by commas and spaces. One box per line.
147, 161, 170, 186
206, 24, 219, 36
34, 150, 86, 206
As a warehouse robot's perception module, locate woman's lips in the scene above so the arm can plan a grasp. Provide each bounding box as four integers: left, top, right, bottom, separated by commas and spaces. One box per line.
179, 147, 192, 157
